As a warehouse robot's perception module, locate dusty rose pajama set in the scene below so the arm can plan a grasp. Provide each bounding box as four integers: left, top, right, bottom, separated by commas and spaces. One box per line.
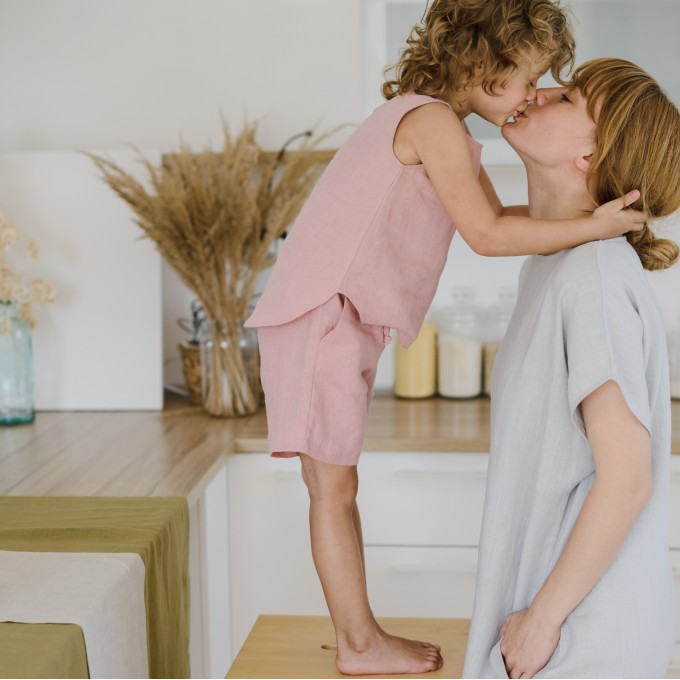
244, 93, 482, 465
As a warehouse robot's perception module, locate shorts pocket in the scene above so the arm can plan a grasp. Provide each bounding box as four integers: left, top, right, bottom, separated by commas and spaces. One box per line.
319, 294, 346, 342
382, 326, 392, 346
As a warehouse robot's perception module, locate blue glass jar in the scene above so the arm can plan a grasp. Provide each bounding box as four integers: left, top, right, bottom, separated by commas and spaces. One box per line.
0, 302, 35, 425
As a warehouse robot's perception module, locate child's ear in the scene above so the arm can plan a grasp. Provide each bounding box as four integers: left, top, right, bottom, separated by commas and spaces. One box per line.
574, 152, 592, 174
471, 59, 487, 82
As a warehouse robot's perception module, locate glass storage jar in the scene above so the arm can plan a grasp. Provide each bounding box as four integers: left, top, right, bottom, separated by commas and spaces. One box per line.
482, 286, 517, 396
394, 320, 437, 399
437, 287, 483, 398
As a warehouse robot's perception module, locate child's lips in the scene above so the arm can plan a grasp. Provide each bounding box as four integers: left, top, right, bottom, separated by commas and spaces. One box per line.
505, 109, 528, 125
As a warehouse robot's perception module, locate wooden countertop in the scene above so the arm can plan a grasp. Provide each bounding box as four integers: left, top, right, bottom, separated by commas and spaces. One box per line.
1, 393, 679, 501
0, 397, 245, 505
234, 393, 494, 453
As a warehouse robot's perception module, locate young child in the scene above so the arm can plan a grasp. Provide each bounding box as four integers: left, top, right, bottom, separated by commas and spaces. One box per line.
244, 1, 644, 675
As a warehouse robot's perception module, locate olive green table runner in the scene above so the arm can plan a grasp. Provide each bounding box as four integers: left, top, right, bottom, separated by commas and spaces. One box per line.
0, 622, 89, 679
0, 497, 190, 679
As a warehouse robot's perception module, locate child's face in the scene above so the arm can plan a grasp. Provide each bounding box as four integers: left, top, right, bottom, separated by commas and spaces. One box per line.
468, 48, 551, 127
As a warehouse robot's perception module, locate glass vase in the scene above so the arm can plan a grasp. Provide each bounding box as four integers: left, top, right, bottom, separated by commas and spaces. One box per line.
0, 301, 35, 425
199, 319, 260, 417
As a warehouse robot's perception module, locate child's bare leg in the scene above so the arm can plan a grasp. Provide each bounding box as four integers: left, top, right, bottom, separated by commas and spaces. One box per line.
352, 501, 366, 581
299, 453, 443, 675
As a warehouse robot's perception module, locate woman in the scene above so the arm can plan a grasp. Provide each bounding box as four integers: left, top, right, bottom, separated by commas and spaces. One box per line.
463, 58, 680, 679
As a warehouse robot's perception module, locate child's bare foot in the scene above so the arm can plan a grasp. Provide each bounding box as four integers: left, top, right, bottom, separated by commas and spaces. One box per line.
336, 630, 443, 675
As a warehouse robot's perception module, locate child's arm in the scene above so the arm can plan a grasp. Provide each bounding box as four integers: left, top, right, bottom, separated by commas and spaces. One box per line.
478, 165, 530, 218
404, 104, 644, 256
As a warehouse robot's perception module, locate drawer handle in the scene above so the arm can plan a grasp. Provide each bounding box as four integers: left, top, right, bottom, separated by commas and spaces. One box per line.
273, 471, 301, 480
393, 564, 477, 575
393, 469, 487, 479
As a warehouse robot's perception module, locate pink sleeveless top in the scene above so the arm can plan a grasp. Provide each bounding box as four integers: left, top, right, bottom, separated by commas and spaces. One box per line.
244, 93, 482, 348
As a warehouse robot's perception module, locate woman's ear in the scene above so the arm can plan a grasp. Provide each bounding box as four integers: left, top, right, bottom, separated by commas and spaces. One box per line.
575, 152, 592, 174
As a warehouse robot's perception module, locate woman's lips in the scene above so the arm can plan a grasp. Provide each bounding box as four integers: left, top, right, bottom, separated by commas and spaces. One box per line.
505, 110, 528, 124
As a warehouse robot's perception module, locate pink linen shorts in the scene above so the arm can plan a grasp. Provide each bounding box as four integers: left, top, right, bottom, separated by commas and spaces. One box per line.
256, 293, 392, 466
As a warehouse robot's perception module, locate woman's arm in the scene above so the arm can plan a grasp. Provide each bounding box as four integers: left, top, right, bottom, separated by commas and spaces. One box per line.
498, 379, 652, 679
406, 104, 644, 256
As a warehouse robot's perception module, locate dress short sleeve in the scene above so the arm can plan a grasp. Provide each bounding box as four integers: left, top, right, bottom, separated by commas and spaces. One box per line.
562, 254, 651, 441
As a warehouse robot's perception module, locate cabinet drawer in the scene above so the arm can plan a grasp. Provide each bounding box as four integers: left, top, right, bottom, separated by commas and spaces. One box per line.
669, 458, 680, 549
357, 453, 488, 546
365, 546, 478, 618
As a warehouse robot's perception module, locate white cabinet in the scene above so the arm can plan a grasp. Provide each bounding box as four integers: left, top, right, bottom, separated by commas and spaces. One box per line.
226, 451, 680, 676
357, 453, 488, 546
227, 452, 488, 658
227, 455, 327, 657
189, 464, 233, 679
365, 546, 478, 618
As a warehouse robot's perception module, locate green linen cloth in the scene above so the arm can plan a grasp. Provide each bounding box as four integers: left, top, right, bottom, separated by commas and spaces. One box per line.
0, 622, 89, 679
0, 497, 189, 679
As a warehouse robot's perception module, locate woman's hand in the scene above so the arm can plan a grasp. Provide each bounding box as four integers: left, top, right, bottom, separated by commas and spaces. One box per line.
592, 189, 647, 237
498, 609, 561, 679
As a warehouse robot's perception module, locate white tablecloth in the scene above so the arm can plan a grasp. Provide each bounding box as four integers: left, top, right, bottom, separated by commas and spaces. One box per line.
0, 550, 148, 678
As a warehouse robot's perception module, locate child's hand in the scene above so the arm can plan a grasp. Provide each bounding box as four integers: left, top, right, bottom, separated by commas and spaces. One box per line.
592, 190, 647, 238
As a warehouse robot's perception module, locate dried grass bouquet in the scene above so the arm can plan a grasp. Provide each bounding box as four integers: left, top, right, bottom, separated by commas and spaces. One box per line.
0, 213, 57, 335
88, 123, 332, 416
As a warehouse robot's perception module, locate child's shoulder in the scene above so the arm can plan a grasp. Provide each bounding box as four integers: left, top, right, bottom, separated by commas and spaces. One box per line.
374, 92, 452, 116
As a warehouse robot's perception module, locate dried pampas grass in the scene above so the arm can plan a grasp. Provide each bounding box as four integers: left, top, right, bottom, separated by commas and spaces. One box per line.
88, 123, 334, 415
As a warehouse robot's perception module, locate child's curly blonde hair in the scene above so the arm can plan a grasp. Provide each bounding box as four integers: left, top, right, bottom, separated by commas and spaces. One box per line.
383, 0, 575, 100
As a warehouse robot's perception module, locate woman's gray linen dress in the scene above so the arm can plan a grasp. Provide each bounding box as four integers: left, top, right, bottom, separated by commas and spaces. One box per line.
463, 237, 677, 678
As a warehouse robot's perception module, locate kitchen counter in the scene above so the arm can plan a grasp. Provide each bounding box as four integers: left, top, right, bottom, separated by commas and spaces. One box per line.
234, 393, 495, 453
1, 393, 679, 501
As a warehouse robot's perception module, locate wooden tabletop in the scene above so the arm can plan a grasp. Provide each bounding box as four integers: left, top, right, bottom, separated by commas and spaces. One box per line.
226, 615, 470, 679
1, 393, 678, 501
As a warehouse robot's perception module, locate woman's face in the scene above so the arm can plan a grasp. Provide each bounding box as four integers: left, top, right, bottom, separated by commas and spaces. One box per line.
502, 86, 597, 170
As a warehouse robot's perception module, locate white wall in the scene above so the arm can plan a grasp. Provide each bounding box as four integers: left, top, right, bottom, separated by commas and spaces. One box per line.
0, 0, 364, 393
1, 0, 678, 396
0, 150, 163, 410
0, 0, 363, 152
